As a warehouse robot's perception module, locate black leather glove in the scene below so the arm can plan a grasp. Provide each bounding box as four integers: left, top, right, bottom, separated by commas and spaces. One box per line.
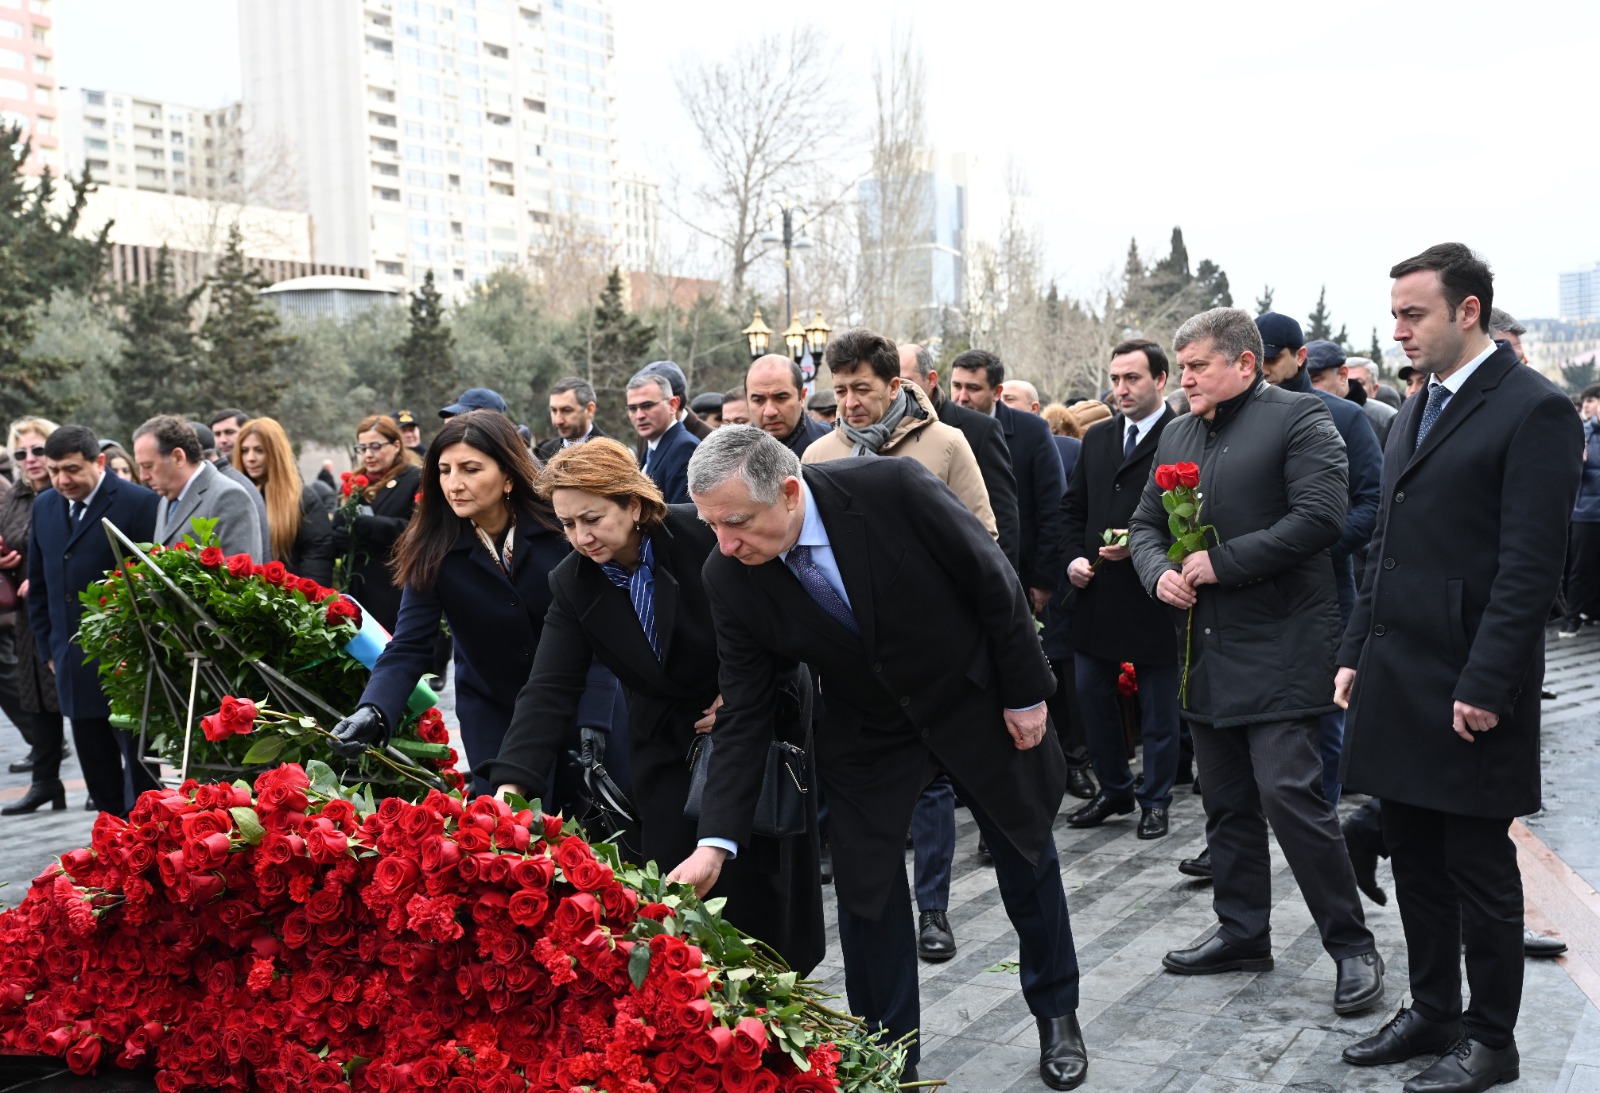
577, 725, 607, 768
329, 704, 389, 759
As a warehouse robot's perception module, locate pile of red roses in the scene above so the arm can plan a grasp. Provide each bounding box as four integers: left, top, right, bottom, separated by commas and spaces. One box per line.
0, 768, 905, 1091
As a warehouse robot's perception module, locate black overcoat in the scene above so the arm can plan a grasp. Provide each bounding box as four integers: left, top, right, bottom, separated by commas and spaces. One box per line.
996, 401, 1067, 592
698, 459, 1063, 920
1338, 346, 1583, 817
1062, 410, 1179, 665
936, 399, 1021, 575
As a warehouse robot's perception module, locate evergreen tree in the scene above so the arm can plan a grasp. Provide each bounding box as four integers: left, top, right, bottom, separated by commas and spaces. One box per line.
1194, 259, 1232, 309
1306, 286, 1334, 341
396, 271, 457, 419
1367, 327, 1384, 366
1256, 285, 1275, 314
112, 247, 202, 431
201, 224, 292, 418
584, 267, 654, 407
1334, 324, 1350, 352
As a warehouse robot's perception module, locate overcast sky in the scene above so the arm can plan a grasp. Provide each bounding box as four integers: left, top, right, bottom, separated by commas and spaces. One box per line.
54, 0, 1600, 343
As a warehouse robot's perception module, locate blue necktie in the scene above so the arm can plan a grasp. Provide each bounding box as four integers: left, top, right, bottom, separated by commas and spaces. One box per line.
1124, 426, 1139, 460
786, 544, 859, 635
1416, 383, 1453, 446
69, 500, 85, 524
600, 536, 661, 660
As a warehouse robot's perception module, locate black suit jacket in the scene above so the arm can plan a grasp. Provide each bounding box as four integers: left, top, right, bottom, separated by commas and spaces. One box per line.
1061, 410, 1178, 664
936, 399, 1021, 575
28, 473, 161, 718
535, 422, 609, 464
996, 401, 1066, 592
698, 458, 1062, 918
1339, 345, 1583, 817
640, 422, 699, 505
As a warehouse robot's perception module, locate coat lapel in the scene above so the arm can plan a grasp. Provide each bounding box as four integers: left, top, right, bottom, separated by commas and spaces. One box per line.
64, 476, 117, 551
162, 464, 209, 542
1400, 349, 1513, 479
573, 559, 661, 675
1116, 408, 1171, 476
804, 468, 877, 652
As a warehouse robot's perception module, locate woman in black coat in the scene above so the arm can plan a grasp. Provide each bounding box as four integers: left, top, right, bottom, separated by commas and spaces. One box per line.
481, 438, 824, 975
331, 413, 422, 632
330, 412, 621, 798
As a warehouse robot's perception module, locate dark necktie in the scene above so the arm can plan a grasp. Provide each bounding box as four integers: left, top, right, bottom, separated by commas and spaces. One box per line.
785, 544, 859, 634
1415, 383, 1453, 446
1124, 426, 1139, 460
600, 536, 660, 660
69, 500, 85, 523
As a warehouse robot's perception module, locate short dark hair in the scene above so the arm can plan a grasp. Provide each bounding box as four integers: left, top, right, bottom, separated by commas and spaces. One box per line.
548, 377, 596, 407
133, 415, 202, 464
750, 355, 805, 394
721, 386, 747, 404
949, 349, 1004, 389
44, 425, 99, 461
1581, 384, 1600, 403
1389, 243, 1494, 333
823, 327, 900, 384
1109, 339, 1169, 380
208, 407, 249, 429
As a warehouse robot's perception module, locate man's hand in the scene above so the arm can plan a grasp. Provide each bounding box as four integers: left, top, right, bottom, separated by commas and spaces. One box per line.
1333, 667, 1356, 709
16, 579, 27, 599
0, 548, 20, 570
495, 783, 527, 803
1156, 570, 1197, 608
1067, 557, 1095, 589
46, 659, 54, 675
1452, 701, 1500, 743
1180, 550, 1217, 587
693, 694, 723, 734
1028, 587, 1052, 613
1003, 704, 1047, 750
666, 845, 728, 897
1097, 542, 1130, 563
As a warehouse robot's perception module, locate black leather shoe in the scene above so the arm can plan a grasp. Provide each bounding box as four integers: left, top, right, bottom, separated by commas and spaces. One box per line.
1065, 766, 1096, 800
1402, 1037, 1519, 1093
1177, 848, 1212, 878
1343, 1006, 1461, 1067
917, 910, 956, 962
1, 780, 66, 815
84, 796, 97, 812
1524, 929, 1567, 957
1162, 934, 1273, 975
818, 844, 833, 886
976, 835, 992, 864
1192, 775, 1202, 794
1137, 807, 1169, 839
7, 757, 33, 774
1334, 951, 1385, 1014
1037, 1013, 1088, 1090
1065, 792, 1134, 828
1342, 806, 1388, 906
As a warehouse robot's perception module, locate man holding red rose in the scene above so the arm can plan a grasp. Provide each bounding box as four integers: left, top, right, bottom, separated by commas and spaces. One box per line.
1128, 307, 1385, 1018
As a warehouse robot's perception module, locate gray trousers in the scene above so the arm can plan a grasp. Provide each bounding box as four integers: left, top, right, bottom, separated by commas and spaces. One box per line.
1191, 716, 1374, 960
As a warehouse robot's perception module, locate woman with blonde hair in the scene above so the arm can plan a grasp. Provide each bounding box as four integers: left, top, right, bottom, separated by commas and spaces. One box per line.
330, 413, 423, 631
233, 417, 334, 585
482, 436, 824, 974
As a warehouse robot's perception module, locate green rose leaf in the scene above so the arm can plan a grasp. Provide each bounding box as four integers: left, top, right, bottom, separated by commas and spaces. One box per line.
627, 939, 653, 989
229, 806, 266, 845
239, 735, 287, 766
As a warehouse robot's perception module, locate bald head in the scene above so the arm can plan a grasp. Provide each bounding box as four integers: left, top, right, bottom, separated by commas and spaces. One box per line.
897, 343, 938, 397
746, 354, 807, 441
1000, 379, 1041, 414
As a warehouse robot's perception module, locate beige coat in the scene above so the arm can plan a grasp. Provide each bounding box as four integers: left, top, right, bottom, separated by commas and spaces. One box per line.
802, 381, 998, 539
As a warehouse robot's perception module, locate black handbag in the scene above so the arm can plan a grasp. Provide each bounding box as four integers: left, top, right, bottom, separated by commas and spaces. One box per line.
683, 733, 809, 839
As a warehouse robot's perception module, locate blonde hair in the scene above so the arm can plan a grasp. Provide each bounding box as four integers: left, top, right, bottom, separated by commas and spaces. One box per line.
1041, 404, 1075, 438
8, 417, 59, 450
233, 417, 303, 561
1066, 401, 1113, 435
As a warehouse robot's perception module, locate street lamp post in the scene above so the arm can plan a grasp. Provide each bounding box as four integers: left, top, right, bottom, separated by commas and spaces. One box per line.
760, 199, 812, 328
741, 308, 773, 361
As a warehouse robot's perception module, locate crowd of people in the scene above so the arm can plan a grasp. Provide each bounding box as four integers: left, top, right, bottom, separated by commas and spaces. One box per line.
0, 241, 1597, 1092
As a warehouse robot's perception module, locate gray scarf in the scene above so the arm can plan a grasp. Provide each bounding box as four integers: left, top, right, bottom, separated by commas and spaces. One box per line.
842, 385, 920, 456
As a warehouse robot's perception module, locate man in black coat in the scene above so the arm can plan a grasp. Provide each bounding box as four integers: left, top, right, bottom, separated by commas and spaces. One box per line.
746, 354, 830, 458
1335, 244, 1583, 1092
627, 372, 699, 504
536, 376, 608, 462
1062, 340, 1181, 839
1128, 307, 1384, 1017
27, 426, 162, 817
668, 427, 1088, 1091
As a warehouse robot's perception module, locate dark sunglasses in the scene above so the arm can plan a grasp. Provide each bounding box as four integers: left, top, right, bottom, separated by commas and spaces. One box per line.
12, 446, 45, 461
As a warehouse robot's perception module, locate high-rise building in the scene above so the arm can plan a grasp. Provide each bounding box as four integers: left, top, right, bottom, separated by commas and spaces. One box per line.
1560, 263, 1600, 324
617, 166, 659, 273
858, 149, 974, 314
238, 0, 619, 291
59, 88, 242, 198
0, 0, 59, 175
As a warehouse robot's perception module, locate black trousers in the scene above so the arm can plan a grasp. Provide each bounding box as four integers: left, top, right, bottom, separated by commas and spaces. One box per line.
1566, 520, 1600, 625
1382, 800, 1522, 1048
1190, 717, 1373, 959
1046, 657, 1090, 768
1076, 655, 1180, 809
72, 717, 158, 817
836, 773, 1079, 1068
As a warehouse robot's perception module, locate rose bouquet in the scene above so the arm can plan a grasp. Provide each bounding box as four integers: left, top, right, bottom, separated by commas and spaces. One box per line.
1154, 461, 1215, 703
0, 766, 910, 1091
332, 472, 371, 590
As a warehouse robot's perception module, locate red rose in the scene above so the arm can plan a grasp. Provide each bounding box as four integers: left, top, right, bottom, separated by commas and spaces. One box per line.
199, 546, 225, 568
1175, 461, 1200, 489
200, 713, 229, 742
1154, 463, 1179, 491
294, 576, 321, 598
325, 597, 361, 628
353, 474, 369, 489
226, 553, 253, 579
220, 695, 258, 734
261, 560, 288, 586
65, 1034, 102, 1075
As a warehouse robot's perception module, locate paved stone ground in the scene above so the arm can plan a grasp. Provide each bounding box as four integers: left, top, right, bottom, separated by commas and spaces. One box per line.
2, 631, 1599, 1091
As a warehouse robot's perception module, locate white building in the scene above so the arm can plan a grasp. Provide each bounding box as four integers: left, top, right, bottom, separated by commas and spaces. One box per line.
58, 88, 242, 199
617, 165, 659, 273
238, 0, 619, 292
1560, 263, 1600, 324
0, 0, 59, 175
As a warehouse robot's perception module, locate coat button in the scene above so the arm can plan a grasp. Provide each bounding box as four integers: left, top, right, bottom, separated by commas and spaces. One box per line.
920, 728, 929, 738
1395, 491, 1405, 503
1114, 483, 1122, 491
1383, 558, 1395, 570
1374, 624, 1387, 636
1204, 627, 1211, 635
872, 662, 882, 673
899, 696, 910, 707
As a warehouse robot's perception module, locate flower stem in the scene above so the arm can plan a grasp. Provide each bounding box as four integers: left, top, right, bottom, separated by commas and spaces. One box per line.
1181, 608, 1193, 707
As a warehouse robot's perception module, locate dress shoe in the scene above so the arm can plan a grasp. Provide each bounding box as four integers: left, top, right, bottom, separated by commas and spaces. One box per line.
818, 844, 833, 886
84, 796, 97, 812
7, 756, 33, 774
1341, 806, 1388, 906
1343, 1006, 1461, 1067
1333, 951, 1385, 1014
1065, 765, 1096, 800
1192, 775, 1202, 794
1402, 1037, 1518, 1093
1177, 847, 1212, 879
1, 780, 66, 815
976, 835, 992, 864
1137, 807, 1169, 839
1523, 929, 1567, 957
1065, 793, 1134, 829
917, 910, 956, 963
1037, 1013, 1088, 1090
1162, 934, 1273, 975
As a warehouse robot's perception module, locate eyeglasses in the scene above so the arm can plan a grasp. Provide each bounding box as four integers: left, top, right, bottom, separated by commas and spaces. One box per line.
353, 441, 396, 454
625, 400, 662, 415
12, 446, 45, 461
